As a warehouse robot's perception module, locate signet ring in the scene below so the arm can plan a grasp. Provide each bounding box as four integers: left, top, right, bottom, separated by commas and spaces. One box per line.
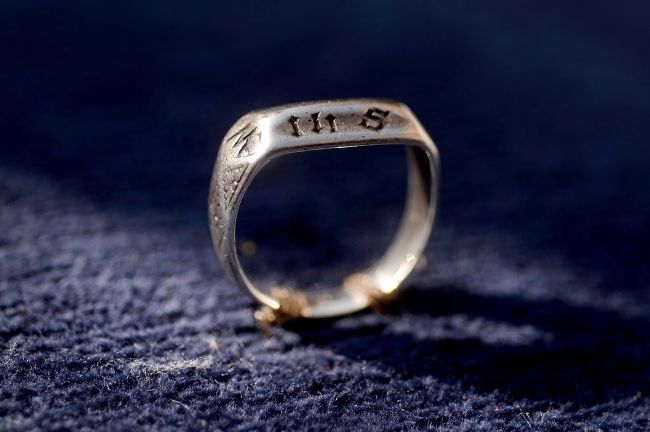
208, 99, 439, 323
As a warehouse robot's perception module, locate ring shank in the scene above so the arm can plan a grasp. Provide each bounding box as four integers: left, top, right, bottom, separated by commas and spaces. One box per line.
209, 99, 439, 320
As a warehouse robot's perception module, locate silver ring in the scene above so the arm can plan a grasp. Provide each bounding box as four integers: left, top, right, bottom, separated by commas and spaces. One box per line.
208, 99, 439, 323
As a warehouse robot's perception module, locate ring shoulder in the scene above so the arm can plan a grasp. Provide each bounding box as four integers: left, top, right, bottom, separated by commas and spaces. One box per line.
209, 117, 263, 264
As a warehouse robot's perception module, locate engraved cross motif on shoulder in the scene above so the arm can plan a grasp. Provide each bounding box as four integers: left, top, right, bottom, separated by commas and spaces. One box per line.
227, 122, 259, 158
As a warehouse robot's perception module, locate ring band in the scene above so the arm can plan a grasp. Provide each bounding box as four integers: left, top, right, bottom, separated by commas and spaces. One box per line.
208, 99, 439, 322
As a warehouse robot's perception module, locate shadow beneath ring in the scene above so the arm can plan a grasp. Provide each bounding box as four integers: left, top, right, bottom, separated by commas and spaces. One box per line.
286, 284, 650, 405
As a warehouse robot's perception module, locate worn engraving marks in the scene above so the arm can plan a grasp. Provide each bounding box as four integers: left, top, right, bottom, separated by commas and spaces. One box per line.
210, 163, 247, 249
223, 165, 246, 207
289, 113, 339, 136
211, 122, 258, 250
227, 122, 260, 157
324, 114, 338, 132
288, 115, 303, 137
209, 181, 226, 248
216, 121, 259, 231
360, 108, 389, 131
287, 107, 389, 137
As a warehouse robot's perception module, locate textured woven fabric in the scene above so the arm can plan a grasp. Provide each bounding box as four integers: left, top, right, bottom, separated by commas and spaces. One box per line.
2, 2, 650, 430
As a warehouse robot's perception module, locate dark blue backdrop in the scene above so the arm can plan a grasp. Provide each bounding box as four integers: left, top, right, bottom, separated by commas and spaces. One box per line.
1, 1, 649, 430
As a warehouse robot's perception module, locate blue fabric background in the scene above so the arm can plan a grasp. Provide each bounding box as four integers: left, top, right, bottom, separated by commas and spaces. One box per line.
1, 1, 650, 430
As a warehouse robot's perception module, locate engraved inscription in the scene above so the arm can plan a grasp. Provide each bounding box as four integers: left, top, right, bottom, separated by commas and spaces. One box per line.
360, 108, 390, 131
288, 115, 304, 137
325, 114, 338, 132
288, 113, 339, 136
287, 107, 392, 138
311, 112, 324, 133
228, 123, 259, 157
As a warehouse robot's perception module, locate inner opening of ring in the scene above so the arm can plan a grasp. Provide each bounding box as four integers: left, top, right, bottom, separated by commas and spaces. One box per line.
237, 145, 419, 312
